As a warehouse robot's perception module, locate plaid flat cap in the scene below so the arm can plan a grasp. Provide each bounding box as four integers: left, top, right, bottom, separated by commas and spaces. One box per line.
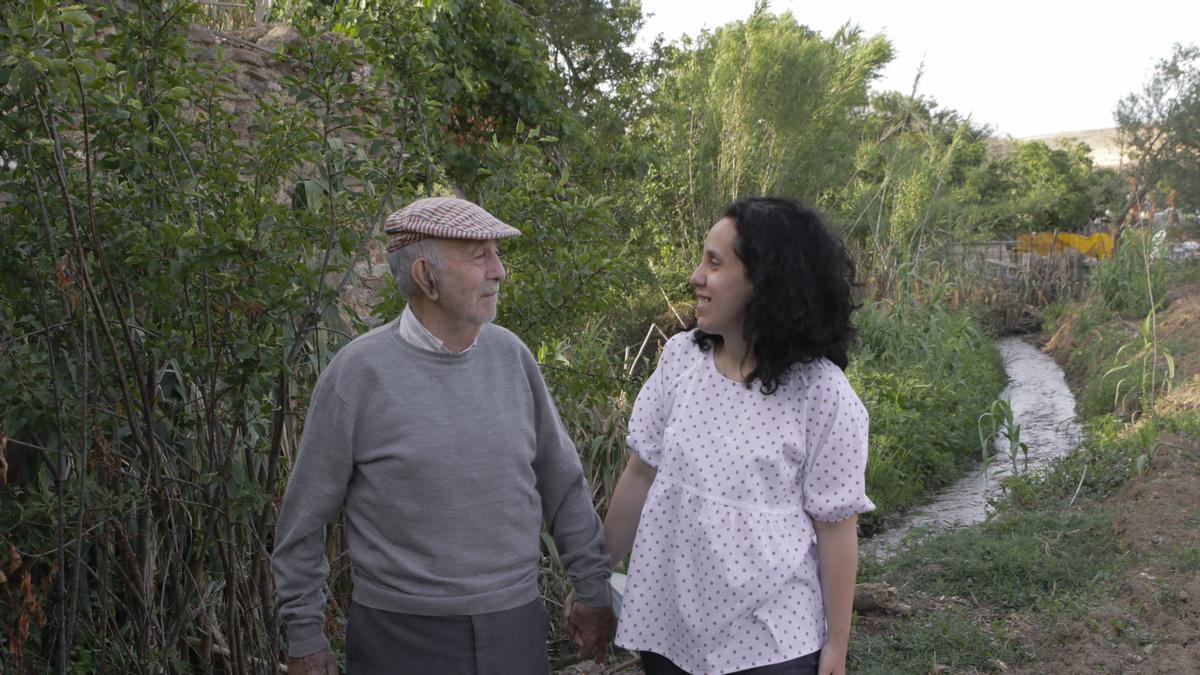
383, 197, 522, 252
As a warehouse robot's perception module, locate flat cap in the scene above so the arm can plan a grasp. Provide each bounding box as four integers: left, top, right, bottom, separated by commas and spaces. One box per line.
383, 197, 521, 252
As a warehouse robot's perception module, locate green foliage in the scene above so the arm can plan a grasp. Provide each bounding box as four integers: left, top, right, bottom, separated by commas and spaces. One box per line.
1116, 42, 1200, 212
1101, 316, 1176, 419
978, 398, 1029, 474
850, 303, 1007, 531
645, 9, 891, 253
1059, 230, 1178, 419
999, 410, 1196, 511
838, 91, 1121, 257
1090, 229, 1172, 318
472, 127, 649, 350
513, 0, 647, 112
838, 92, 993, 252
888, 510, 1118, 610
972, 140, 1120, 234
849, 606, 1031, 674
0, 1, 420, 667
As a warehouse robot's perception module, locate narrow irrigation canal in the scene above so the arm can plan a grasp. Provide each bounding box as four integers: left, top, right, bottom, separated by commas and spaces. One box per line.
864, 337, 1082, 557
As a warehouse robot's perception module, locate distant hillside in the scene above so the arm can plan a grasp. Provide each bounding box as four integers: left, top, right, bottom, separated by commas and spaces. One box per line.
994, 127, 1126, 169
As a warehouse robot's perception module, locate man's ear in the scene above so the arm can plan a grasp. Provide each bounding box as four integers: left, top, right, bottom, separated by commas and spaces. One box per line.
412, 258, 438, 300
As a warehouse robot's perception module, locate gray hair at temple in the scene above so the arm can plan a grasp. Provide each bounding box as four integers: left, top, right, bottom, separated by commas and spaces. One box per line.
388, 239, 444, 300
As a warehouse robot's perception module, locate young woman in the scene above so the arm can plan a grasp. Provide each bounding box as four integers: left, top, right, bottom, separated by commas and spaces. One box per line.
603, 197, 872, 675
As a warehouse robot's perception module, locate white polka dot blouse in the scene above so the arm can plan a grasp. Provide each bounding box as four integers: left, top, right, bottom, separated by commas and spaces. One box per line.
614, 330, 874, 675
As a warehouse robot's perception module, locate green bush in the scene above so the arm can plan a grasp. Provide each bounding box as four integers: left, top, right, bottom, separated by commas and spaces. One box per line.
0, 3, 646, 668
1089, 229, 1171, 318
851, 302, 1006, 530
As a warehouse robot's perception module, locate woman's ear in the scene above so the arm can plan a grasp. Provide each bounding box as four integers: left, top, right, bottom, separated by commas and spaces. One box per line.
412, 258, 438, 300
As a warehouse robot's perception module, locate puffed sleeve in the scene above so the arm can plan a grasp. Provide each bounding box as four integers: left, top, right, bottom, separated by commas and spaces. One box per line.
802, 363, 875, 522
625, 333, 687, 469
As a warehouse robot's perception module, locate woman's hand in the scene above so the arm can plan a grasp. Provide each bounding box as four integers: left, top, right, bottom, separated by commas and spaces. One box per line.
817, 637, 848, 675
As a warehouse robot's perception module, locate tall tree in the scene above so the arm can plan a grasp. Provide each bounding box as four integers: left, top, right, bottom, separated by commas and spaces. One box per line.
646, 8, 892, 251
513, 0, 646, 113
1115, 42, 1200, 220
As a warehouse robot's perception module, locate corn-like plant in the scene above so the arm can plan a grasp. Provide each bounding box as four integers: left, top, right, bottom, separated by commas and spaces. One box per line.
1102, 309, 1176, 418
978, 398, 1029, 475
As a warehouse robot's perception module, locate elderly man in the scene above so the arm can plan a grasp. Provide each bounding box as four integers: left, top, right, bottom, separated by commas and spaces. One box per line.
273, 197, 615, 674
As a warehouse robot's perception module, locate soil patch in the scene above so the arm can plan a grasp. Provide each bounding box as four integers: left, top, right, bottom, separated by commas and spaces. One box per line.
1012, 434, 1200, 675
1024, 272, 1200, 674
1162, 282, 1200, 388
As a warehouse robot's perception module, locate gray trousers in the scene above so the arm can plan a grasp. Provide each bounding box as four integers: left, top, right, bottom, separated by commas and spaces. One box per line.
345, 599, 550, 675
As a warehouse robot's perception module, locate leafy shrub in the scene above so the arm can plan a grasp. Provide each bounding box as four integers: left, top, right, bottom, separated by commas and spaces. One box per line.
0, 2, 646, 668
1090, 229, 1171, 318
2, 6, 385, 667
851, 302, 1006, 530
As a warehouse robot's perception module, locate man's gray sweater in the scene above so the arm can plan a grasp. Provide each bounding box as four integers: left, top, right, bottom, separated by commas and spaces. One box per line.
272, 320, 610, 657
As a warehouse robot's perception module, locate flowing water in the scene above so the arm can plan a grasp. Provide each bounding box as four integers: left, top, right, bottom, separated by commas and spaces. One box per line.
863, 336, 1082, 558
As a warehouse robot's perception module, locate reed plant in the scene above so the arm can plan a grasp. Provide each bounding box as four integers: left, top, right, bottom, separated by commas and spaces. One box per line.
1090, 228, 1171, 319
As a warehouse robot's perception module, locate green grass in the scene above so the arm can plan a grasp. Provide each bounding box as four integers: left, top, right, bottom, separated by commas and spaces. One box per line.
996, 409, 1199, 512
1049, 260, 1200, 421
885, 509, 1118, 611
850, 606, 1030, 674
852, 498, 1122, 672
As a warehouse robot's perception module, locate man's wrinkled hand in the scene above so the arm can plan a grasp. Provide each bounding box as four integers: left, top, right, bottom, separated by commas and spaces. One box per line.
564, 592, 616, 664
287, 647, 338, 675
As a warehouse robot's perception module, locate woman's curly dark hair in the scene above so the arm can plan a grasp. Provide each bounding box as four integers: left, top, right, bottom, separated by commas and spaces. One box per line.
694, 197, 860, 394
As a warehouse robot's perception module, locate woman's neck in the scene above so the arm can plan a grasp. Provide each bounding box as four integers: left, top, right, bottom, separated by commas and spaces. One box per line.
712, 332, 754, 381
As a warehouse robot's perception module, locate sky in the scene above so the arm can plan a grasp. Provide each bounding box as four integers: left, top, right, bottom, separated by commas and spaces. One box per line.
636, 0, 1200, 139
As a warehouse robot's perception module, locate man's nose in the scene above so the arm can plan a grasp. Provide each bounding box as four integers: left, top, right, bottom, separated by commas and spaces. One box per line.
490, 254, 506, 282
689, 266, 704, 288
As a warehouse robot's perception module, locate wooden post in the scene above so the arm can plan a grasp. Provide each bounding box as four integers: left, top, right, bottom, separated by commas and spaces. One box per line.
255, 0, 268, 24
